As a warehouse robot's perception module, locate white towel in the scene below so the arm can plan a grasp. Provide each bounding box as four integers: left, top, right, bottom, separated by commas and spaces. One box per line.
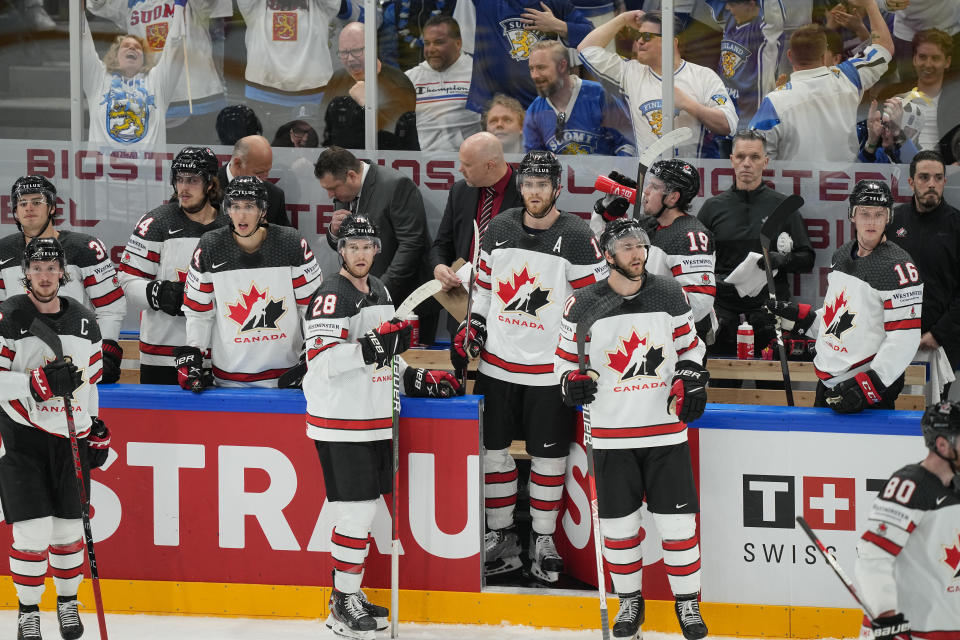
723, 252, 778, 298
913, 347, 956, 403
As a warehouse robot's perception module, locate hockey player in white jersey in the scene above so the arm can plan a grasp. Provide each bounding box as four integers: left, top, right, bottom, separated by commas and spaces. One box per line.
176, 176, 322, 390
854, 401, 960, 640
0, 238, 110, 640
118, 146, 230, 385
303, 213, 459, 639
555, 218, 709, 640
0, 176, 126, 383
452, 150, 608, 582
767, 180, 923, 412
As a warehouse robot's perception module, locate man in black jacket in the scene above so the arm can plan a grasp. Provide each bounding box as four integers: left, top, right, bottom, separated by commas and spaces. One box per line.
218, 135, 290, 227
886, 149, 960, 375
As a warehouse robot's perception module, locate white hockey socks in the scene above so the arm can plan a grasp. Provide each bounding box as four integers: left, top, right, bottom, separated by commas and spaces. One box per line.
600, 506, 644, 595
653, 512, 701, 596
331, 500, 377, 595
49, 518, 83, 597
10, 518, 53, 605
483, 448, 517, 531
529, 456, 566, 535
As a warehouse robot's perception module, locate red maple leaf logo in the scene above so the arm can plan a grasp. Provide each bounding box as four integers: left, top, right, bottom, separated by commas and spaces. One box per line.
607, 331, 645, 375
944, 534, 960, 575
496, 266, 537, 306
228, 284, 267, 326
176, 269, 188, 283
823, 290, 848, 328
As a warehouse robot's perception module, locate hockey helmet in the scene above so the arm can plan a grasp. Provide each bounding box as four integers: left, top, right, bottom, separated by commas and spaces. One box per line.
171, 146, 219, 187
337, 212, 381, 252
516, 150, 562, 190
223, 175, 268, 213
921, 401, 960, 450
11, 175, 56, 211
215, 105, 262, 146
849, 179, 893, 221
599, 217, 651, 257
20, 236, 69, 290
648, 159, 700, 210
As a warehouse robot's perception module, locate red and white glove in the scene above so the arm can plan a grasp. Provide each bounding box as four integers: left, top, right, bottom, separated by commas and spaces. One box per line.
561, 369, 599, 406
87, 417, 111, 469
451, 316, 487, 370
359, 319, 412, 368
29, 360, 82, 402
403, 368, 461, 398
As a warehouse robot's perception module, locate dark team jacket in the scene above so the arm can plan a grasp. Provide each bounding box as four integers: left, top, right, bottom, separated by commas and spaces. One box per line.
887, 199, 960, 369
0, 295, 102, 437
697, 183, 814, 311
0, 230, 126, 342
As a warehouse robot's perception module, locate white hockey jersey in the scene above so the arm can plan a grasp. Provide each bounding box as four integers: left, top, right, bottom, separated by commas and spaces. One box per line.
578, 46, 738, 158
0, 295, 102, 438
474, 208, 608, 386
86, 0, 228, 110
237, 0, 346, 93
117, 203, 230, 368
0, 231, 126, 342
303, 273, 415, 443
405, 53, 482, 151
855, 464, 960, 636
806, 240, 923, 389
183, 225, 322, 387
81, 7, 184, 148
749, 43, 891, 162
555, 275, 705, 449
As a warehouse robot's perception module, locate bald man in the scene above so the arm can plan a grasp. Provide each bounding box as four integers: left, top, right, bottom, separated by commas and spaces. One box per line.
218, 135, 291, 227
432, 132, 524, 291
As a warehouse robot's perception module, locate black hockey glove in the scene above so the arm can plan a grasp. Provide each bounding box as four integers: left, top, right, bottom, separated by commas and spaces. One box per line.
30, 360, 82, 402
594, 194, 630, 223
403, 368, 461, 398
763, 299, 815, 333
86, 417, 111, 469
756, 251, 789, 272
278, 354, 307, 389
100, 339, 123, 384
669, 361, 709, 423
451, 315, 487, 370
561, 369, 599, 406
636, 214, 660, 235
174, 346, 207, 392
359, 319, 412, 368
146, 280, 186, 317
871, 614, 911, 640
824, 370, 885, 414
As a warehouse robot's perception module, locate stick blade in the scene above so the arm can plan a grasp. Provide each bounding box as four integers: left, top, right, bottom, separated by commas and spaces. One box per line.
638, 126, 695, 168
395, 279, 443, 319
759, 194, 804, 249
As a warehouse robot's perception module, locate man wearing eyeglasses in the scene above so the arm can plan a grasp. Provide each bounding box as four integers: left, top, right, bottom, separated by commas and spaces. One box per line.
578, 10, 737, 159
218, 134, 290, 227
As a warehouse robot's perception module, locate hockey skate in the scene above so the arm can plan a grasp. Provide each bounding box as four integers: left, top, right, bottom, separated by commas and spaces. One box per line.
484, 526, 521, 577
56, 597, 83, 640
325, 590, 377, 640
675, 593, 708, 640
17, 604, 41, 640
528, 532, 563, 583
357, 589, 388, 631
613, 591, 645, 639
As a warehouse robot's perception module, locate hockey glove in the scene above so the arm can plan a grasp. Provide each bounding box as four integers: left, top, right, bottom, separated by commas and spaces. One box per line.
871, 614, 911, 640
146, 280, 186, 317
594, 194, 630, 222
174, 346, 207, 392
451, 315, 488, 370
86, 417, 111, 469
404, 368, 461, 398
278, 354, 307, 389
636, 214, 660, 235
764, 299, 815, 333
30, 360, 82, 402
100, 339, 123, 384
561, 369, 599, 406
756, 251, 788, 272
669, 361, 709, 423
824, 370, 885, 414
359, 319, 412, 368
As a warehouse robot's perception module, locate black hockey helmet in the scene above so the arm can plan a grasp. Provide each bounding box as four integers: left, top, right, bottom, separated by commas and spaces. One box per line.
337, 212, 381, 252
171, 146, 219, 187
11, 175, 56, 210
921, 401, 960, 450
649, 159, 700, 210
215, 104, 262, 146
599, 217, 651, 256
516, 150, 562, 189
849, 179, 893, 221
223, 175, 268, 212
20, 236, 69, 292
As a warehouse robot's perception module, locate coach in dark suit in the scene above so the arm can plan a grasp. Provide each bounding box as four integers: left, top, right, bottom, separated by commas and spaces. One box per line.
218, 135, 291, 226
432, 132, 523, 289
317, 146, 432, 306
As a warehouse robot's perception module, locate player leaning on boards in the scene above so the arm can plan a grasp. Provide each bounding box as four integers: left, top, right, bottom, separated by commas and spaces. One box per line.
0, 176, 126, 384
175, 176, 322, 390
117, 147, 230, 385
0, 238, 110, 640
556, 218, 709, 640
854, 401, 960, 640
302, 213, 459, 640
767, 180, 923, 412
452, 150, 608, 583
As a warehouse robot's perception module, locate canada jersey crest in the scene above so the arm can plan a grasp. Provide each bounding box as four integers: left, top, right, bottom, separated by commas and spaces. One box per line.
605, 330, 666, 383
944, 531, 960, 579
496, 266, 551, 318
823, 289, 856, 340
226, 283, 287, 333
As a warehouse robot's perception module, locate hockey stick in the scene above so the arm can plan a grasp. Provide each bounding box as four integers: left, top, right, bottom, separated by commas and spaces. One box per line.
181, 6, 193, 114
391, 346, 401, 639
457, 220, 482, 393
796, 516, 877, 620
395, 278, 443, 321
11, 309, 110, 640
758, 194, 804, 407
632, 126, 695, 218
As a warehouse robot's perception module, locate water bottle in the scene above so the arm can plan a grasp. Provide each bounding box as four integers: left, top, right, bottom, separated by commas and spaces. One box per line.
737, 315, 754, 360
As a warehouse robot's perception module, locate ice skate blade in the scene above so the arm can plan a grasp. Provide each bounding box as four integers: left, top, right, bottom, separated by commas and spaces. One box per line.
529, 562, 560, 583
373, 616, 387, 631
484, 555, 522, 577
613, 628, 642, 640
325, 613, 376, 640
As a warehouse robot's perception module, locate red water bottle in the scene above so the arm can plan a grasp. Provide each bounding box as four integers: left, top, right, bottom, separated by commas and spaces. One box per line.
406, 313, 420, 347
737, 315, 754, 359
